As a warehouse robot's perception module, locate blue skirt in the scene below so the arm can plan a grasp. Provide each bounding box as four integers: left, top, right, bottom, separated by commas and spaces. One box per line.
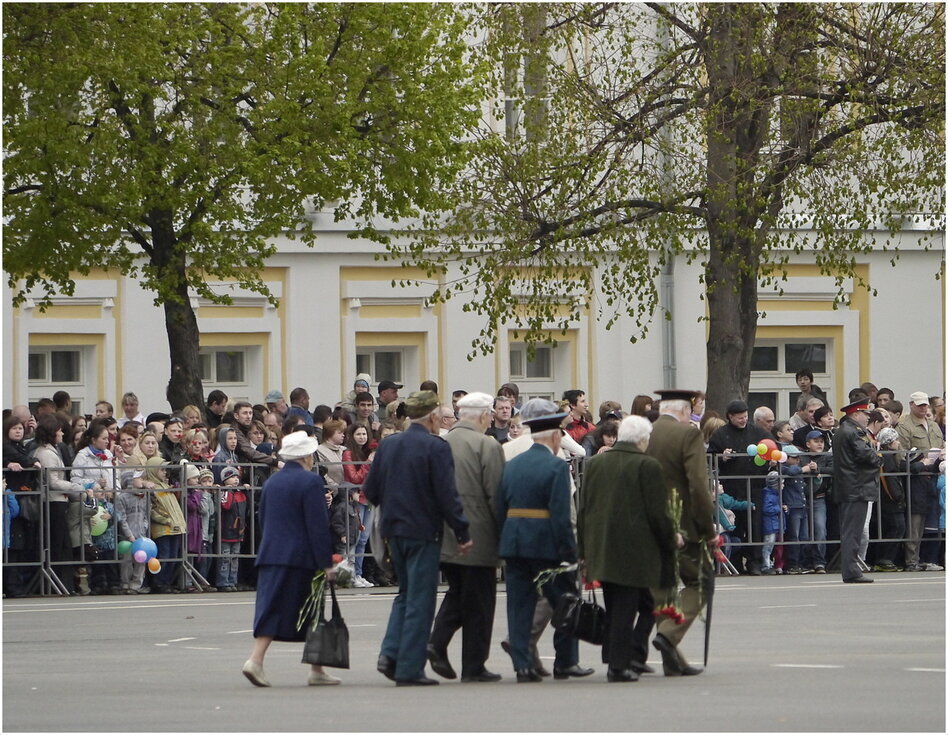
252, 565, 318, 642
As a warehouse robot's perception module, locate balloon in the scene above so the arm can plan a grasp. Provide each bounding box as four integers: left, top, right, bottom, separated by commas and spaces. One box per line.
117, 540, 132, 555
746, 444, 759, 457
771, 451, 784, 463
134, 550, 148, 563
777, 453, 789, 464
761, 438, 779, 453
90, 515, 108, 537
132, 536, 159, 561
147, 558, 161, 573
753, 455, 766, 466
756, 443, 768, 456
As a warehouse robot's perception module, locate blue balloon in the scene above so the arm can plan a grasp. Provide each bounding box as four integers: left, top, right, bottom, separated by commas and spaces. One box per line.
131, 536, 159, 561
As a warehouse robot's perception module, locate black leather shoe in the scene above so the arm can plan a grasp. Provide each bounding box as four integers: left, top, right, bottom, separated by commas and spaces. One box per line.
631, 661, 655, 675
607, 667, 639, 682
426, 645, 457, 679
679, 662, 704, 676
377, 654, 397, 681
516, 668, 542, 683
536, 664, 551, 677
652, 633, 684, 676
844, 577, 874, 583
553, 664, 594, 680
395, 676, 439, 686
460, 669, 502, 683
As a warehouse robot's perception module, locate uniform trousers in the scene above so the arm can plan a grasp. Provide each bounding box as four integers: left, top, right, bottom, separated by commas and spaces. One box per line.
655, 541, 707, 654
380, 535, 441, 681
428, 563, 497, 677
503, 557, 578, 672
838, 500, 869, 581
600, 583, 652, 671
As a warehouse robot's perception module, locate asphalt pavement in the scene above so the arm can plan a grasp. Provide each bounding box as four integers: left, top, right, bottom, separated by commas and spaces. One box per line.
2, 571, 944, 732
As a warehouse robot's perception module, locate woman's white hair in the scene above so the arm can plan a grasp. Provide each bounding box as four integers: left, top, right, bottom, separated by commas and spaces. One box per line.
617, 414, 652, 446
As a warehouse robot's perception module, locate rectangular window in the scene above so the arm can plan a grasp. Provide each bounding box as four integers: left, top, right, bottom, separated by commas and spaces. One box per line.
784, 344, 826, 374
750, 339, 832, 418
509, 344, 553, 380
28, 349, 81, 384
355, 349, 405, 385
199, 348, 247, 385
751, 346, 779, 372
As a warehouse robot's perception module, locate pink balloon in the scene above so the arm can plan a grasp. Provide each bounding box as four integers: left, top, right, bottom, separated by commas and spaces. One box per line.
134, 550, 148, 563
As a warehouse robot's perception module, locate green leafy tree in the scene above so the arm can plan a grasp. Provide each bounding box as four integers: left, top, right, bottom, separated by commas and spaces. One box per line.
4, 2, 479, 409
393, 2, 945, 412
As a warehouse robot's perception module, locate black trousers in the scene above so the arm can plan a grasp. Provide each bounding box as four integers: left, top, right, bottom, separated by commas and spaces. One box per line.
428, 563, 497, 677
839, 500, 869, 581
600, 583, 653, 670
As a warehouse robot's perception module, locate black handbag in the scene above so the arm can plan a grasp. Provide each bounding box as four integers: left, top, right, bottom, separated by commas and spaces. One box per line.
301, 582, 350, 669
551, 588, 606, 646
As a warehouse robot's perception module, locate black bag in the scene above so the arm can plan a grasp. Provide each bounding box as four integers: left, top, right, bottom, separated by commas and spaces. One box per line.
301, 582, 350, 668
552, 588, 606, 646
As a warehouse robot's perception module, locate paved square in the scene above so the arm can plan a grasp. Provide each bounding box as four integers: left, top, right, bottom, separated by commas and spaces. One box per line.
2, 572, 944, 732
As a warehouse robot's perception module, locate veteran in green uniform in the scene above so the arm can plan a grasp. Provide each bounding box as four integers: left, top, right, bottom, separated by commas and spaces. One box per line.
646, 389, 718, 676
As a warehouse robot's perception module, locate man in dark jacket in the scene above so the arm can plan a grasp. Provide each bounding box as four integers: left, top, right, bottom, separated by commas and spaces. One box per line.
707, 400, 768, 575
363, 391, 472, 686
428, 392, 505, 683
832, 399, 883, 583
497, 398, 593, 683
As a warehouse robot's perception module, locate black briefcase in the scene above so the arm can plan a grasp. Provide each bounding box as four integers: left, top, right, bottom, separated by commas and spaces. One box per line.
551, 589, 606, 645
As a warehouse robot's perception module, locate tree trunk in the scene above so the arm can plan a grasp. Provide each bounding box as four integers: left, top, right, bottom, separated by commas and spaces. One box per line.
150, 217, 205, 412
705, 236, 760, 415
702, 3, 767, 416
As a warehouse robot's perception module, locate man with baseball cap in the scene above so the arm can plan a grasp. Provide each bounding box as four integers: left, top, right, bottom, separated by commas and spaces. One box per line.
363, 391, 472, 686
832, 399, 883, 583
377, 380, 403, 412
895, 392, 945, 571
707, 399, 770, 575
427, 392, 505, 683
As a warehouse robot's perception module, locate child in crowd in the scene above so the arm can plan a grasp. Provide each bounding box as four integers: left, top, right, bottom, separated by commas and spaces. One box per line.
802, 430, 829, 573
148, 458, 186, 594
332, 486, 363, 566
212, 427, 239, 484
772, 420, 794, 447
217, 467, 249, 592
779, 445, 812, 573
89, 489, 120, 594
761, 471, 786, 575
116, 480, 150, 593
715, 482, 754, 561
182, 463, 206, 593
197, 468, 217, 590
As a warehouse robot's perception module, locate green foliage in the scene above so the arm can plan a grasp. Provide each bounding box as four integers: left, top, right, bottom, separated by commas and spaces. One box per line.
388, 2, 945, 358
3, 2, 480, 306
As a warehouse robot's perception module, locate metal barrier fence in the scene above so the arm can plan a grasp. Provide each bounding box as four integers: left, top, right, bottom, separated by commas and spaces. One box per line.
3, 450, 943, 596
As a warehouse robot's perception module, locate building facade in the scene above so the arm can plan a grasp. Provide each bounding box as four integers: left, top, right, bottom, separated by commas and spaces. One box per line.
3, 214, 944, 418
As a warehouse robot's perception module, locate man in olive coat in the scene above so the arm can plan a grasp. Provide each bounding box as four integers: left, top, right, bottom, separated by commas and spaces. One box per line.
578, 415, 681, 682
646, 390, 718, 676
428, 392, 506, 682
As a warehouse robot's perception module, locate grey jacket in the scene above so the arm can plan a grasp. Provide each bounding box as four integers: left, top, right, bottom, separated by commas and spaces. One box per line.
441, 421, 505, 567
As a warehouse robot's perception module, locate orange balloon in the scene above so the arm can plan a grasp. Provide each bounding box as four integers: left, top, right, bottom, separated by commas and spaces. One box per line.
147, 558, 161, 573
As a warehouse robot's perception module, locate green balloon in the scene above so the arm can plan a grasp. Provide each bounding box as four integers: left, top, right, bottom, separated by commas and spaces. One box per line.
117, 540, 132, 555
753, 454, 767, 466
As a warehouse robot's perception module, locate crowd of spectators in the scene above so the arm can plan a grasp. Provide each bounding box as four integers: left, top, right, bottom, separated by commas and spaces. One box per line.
3, 373, 945, 597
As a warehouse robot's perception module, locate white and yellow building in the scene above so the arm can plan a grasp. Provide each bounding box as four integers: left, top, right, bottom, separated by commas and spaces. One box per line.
3, 209, 944, 419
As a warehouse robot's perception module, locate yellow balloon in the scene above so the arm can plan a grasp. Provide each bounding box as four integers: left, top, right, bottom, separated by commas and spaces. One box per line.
757, 443, 768, 455
147, 558, 161, 573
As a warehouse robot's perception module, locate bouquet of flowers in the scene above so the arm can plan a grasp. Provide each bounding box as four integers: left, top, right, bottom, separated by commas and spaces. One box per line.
653, 488, 686, 625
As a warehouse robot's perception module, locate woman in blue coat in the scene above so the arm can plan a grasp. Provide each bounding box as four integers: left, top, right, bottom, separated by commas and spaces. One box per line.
242, 430, 338, 688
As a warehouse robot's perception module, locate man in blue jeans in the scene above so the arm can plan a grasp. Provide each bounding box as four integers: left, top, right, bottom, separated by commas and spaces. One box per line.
363, 391, 472, 686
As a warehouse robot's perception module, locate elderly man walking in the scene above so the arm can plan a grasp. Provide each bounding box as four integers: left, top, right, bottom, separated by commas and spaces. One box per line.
578, 415, 681, 682
363, 391, 472, 686
497, 398, 593, 683
647, 389, 718, 676
427, 392, 506, 683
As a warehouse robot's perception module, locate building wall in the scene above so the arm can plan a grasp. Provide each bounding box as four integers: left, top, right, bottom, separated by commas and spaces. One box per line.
3, 228, 944, 418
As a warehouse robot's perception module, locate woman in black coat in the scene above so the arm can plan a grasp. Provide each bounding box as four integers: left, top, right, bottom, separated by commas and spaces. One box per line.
3, 416, 41, 597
